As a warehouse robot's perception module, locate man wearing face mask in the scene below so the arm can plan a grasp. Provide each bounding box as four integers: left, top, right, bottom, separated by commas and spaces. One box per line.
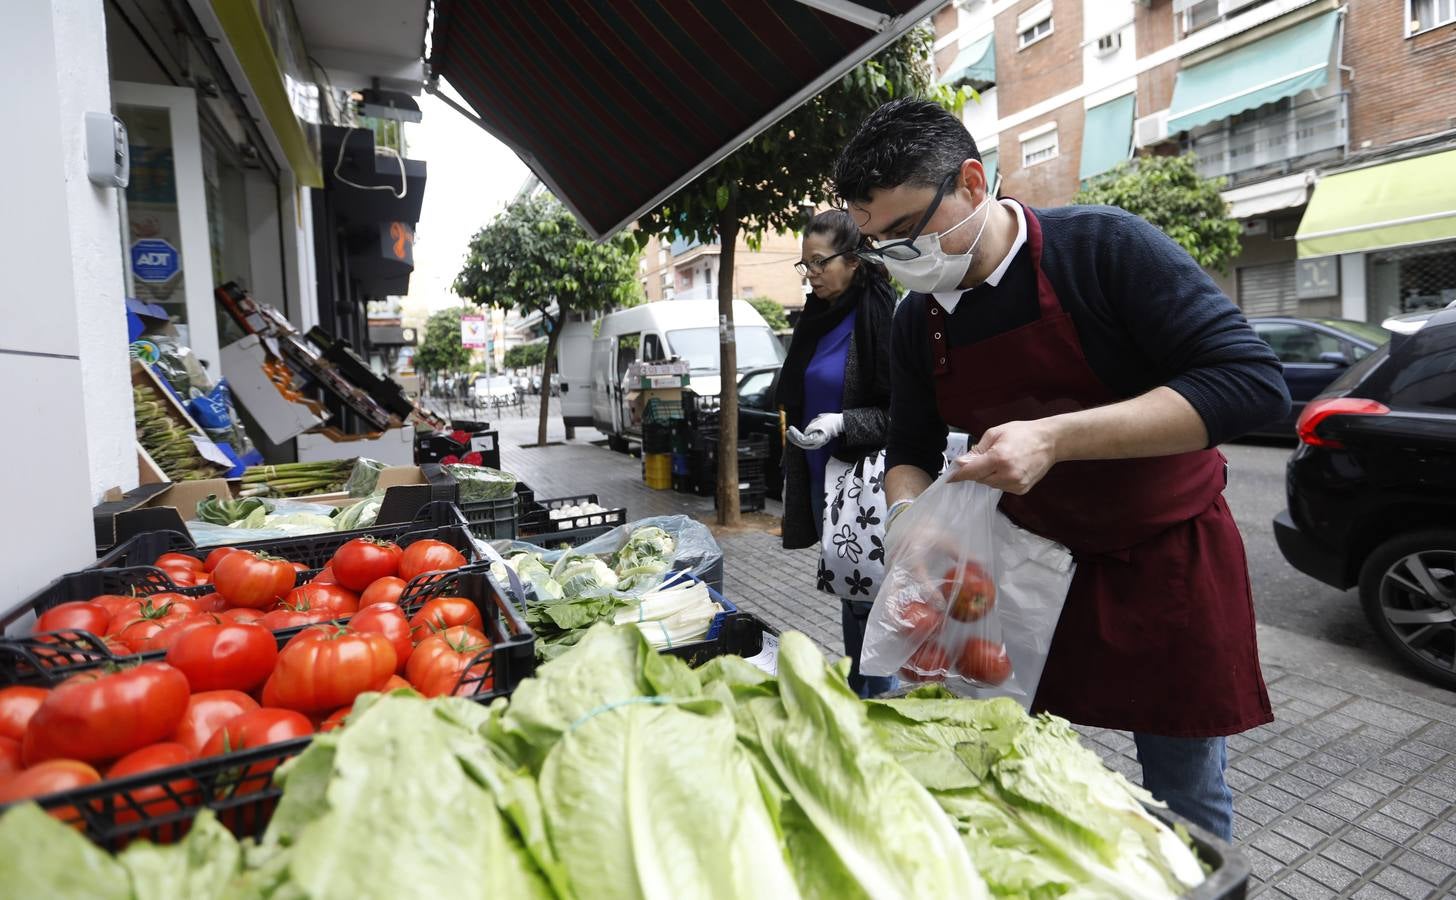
833, 99, 1290, 840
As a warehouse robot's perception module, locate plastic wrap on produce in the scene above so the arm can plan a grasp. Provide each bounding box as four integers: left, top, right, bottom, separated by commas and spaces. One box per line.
492, 515, 723, 593
185, 498, 380, 546
443, 464, 517, 503
343, 458, 387, 496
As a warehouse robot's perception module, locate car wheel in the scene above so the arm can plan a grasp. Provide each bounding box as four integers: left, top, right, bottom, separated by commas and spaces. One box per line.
1358, 530, 1456, 688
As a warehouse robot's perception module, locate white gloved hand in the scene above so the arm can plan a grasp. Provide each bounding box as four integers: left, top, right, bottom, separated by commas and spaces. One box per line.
806, 412, 845, 439
786, 426, 829, 450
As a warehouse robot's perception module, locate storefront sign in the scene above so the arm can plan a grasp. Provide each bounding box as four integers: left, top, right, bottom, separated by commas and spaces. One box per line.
131, 238, 181, 283
1296, 257, 1339, 300
461, 315, 488, 349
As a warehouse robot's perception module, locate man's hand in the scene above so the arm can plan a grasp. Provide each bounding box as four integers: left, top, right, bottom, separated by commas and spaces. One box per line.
948, 419, 1059, 495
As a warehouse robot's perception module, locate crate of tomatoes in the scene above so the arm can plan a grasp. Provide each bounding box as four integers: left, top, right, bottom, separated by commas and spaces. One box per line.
0, 534, 533, 849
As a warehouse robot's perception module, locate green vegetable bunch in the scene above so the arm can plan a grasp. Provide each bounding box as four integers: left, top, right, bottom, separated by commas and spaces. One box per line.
132, 385, 224, 482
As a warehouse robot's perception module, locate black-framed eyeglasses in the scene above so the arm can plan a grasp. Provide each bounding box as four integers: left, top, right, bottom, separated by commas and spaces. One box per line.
794, 249, 855, 277
858, 170, 959, 263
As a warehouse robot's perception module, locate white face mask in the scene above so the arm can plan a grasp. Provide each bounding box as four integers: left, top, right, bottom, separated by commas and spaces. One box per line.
878, 195, 992, 294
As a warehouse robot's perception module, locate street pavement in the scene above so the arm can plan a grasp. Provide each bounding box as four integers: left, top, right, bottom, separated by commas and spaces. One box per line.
476, 397, 1456, 898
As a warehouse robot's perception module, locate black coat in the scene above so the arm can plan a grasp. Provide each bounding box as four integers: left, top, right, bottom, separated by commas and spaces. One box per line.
776, 279, 895, 550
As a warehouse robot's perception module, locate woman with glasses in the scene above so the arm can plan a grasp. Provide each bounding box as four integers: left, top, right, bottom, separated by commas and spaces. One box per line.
775, 208, 897, 697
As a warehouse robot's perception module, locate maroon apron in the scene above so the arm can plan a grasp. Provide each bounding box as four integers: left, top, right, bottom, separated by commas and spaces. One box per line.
929, 205, 1271, 737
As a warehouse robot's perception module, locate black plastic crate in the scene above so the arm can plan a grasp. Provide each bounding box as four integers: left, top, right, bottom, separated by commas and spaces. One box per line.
414, 428, 502, 469
95, 501, 471, 572
421, 469, 519, 542
1155, 808, 1250, 900
0, 571, 534, 850
664, 610, 777, 668
714, 486, 767, 514
518, 525, 614, 550
518, 493, 627, 537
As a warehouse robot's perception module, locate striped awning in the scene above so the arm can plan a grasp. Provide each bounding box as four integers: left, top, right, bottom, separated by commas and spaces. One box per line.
430, 0, 944, 238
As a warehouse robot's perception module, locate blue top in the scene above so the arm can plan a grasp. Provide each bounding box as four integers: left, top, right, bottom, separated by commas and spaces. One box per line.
887, 204, 1290, 476
803, 307, 858, 507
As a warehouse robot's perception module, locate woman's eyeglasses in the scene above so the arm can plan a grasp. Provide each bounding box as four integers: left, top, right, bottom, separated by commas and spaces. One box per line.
794, 249, 855, 276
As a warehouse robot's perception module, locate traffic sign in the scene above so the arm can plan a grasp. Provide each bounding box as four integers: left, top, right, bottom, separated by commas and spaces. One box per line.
131, 238, 180, 283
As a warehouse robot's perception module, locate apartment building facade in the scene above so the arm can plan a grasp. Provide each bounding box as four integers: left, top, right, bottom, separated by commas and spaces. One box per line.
637, 231, 808, 315
933, 0, 1456, 325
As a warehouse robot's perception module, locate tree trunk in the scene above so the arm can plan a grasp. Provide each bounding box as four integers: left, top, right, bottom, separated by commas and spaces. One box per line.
538, 322, 560, 448
716, 197, 741, 527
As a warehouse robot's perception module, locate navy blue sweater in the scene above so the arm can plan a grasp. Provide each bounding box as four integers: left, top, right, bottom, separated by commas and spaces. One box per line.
887, 204, 1291, 477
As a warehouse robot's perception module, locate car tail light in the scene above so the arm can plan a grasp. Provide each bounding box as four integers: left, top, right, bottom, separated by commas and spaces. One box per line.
1297, 398, 1390, 448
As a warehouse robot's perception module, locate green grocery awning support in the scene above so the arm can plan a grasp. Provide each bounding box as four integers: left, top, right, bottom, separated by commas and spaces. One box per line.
1167, 11, 1339, 134
1295, 150, 1456, 258
1078, 94, 1136, 181
938, 33, 994, 87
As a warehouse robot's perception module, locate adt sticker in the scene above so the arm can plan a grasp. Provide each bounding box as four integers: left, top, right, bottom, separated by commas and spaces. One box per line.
131, 239, 180, 283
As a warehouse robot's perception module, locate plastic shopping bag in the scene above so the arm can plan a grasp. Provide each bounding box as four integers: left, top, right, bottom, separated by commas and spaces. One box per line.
859, 471, 1075, 708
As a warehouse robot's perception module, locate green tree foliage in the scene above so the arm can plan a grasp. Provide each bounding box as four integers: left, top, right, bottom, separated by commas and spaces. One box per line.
635, 28, 961, 523
455, 196, 640, 445
504, 341, 548, 371
414, 307, 473, 385
1074, 154, 1242, 273
748, 298, 790, 332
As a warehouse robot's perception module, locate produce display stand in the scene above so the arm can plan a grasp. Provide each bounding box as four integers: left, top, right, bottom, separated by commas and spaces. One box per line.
0, 568, 534, 850
421, 466, 520, 541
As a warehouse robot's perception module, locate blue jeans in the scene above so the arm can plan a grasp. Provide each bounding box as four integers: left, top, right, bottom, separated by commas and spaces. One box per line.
841, 600, 895, 698
1133, 733, 1233, 841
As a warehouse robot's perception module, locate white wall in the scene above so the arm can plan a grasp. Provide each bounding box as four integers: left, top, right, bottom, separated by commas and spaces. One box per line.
1082, 0, 1139, 94
1, 0, 132, 596
964, 86, 1000, 150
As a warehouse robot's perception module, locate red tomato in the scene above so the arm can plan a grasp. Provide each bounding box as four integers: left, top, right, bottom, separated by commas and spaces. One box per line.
955, 638, 1012, 686
0, 687, 46, 740
407, 626, 492, 698
138, 614, 221, 653
219, 608, 266, 625
190, 592, 228, 614
350, 602, 413, 673
893, 598, 944, 645
200, 708, 313, 757
34, 602, 111, 639
262, 627, 396, 713
379, 674, 412, 692
407, 597, 484, 642
213, 552, 297, 609
311, 567, 337, 585
156, 563, 199, 587
329, 539, 402, 592
900, 641, 951, 682
193, 573, 212, 586
155, 552, 203, 573
106, 595, 200, 653
172, 690, 260, 756
259, 606, 336, 631
22, 663, 190, 765
0, 759, 101, 817
398, 540, 467, 582
279, 584, 359, 618
91, 594, 141, 619
289, 561, 309, 573
0, 736, 21, 779
320, 705, 352, 732
204, 546, 241, 573
359, 576, 407, 607
105, 742, 196, 825
166, 622, 278, 693
943, 562, 996, 622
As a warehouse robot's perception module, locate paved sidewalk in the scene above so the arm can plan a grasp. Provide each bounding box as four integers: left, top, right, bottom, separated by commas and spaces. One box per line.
482, 404, 1456, 898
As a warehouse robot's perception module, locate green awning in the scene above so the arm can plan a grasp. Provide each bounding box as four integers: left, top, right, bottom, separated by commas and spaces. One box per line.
1078, 94, 1136, 181
938, 33, 994, 87
981, 149, 998, 194
1296, 150, 1456, 258
1167, 11, 1339, 134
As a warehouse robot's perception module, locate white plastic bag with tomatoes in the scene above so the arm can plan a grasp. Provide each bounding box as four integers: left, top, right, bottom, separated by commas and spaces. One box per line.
859, 472, 1075, 708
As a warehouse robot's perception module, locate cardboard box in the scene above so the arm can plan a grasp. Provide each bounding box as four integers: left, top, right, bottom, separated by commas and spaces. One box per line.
297, 426, 414, 466
93, 465, 452, 553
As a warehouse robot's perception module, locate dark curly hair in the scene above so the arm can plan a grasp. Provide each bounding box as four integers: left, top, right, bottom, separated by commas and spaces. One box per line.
832, 98, 981, 205
804, 208, 888, 288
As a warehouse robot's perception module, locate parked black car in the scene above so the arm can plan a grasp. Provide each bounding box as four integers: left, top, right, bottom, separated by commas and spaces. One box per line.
1247, 316, 1390, 436
1273, 307, 1456, 687
738, 366, 783, 500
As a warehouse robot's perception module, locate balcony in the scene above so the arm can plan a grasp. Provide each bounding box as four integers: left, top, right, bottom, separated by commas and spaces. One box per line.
1190, 93, 1346, 187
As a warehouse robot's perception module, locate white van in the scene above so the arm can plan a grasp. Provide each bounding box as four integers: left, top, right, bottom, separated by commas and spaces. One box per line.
578, 299, 784, 450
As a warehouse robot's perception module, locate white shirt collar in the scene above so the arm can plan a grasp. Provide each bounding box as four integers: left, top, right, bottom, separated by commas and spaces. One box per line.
931, 199, 1028, 314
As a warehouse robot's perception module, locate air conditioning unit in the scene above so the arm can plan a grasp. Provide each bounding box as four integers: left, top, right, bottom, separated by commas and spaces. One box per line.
1134, 109, 1170, 147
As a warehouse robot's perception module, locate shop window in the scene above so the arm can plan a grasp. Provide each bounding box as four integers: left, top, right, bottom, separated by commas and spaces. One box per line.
1021, 129, 1059, 167
1367, 240, 1456, 322
1410, 0, 1456, 35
